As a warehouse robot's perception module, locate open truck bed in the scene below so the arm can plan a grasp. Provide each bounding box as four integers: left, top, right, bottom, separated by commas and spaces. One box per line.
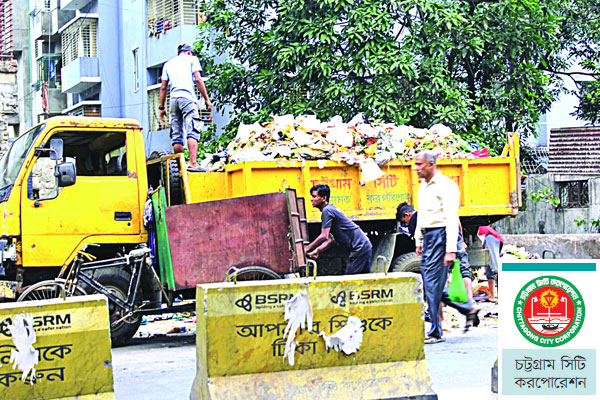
183, 133, 521, 224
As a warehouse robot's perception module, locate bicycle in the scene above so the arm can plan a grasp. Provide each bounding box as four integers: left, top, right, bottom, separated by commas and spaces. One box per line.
18, 244, 158, 346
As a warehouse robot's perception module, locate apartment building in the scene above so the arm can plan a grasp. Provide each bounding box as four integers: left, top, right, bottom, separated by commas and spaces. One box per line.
1, 0, 26, 144
24, 0, 224, 155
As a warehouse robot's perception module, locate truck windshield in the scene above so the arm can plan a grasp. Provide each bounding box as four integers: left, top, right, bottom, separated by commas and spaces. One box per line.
0, 124, 45, 189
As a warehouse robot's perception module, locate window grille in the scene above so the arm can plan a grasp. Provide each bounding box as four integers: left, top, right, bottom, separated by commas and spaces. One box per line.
148, 85, 170, 131
147, 0, 201, 37
68, 103, 101, 117
559, 181, 589, 208
148, 84, 214, 132
35, 39, 44, 59
62, 18, 97, 66
0, 0, 13, 60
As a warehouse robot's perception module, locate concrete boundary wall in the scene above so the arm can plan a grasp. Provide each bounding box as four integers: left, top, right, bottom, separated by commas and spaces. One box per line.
503, 234, 600, 259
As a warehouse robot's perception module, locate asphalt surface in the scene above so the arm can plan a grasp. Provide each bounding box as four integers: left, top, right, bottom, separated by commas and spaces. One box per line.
112, 299, 499, 400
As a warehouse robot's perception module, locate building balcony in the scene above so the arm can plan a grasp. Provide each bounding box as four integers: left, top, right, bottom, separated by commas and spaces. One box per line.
61, 57, 100, 93
146, 24, 200, 68
31, 9, 51, 40
62, 100, 101, 116
36, 86, 67, 114
60, 0, 92, 11
52, 7, 76, 35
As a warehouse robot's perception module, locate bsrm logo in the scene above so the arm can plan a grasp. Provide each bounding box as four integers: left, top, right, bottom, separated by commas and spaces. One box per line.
234, 293, 294, 312
331, 289, 393, 307
0, 314, 72, 337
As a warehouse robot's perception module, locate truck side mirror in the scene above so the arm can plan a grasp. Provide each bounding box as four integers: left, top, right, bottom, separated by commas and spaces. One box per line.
49, 138, 64, 161
55, 162, 76, 187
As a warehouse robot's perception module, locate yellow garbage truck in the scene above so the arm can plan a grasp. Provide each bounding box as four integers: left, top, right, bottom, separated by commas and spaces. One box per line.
0, 116, 520, 344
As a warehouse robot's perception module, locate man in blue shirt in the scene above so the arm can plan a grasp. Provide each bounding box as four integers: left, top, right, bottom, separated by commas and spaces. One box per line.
305, 184, 372, 274
159, 43, 212, 172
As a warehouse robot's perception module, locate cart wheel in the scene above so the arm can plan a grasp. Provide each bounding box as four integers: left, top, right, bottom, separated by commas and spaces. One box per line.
226, 266, 281, 282
18, 279, 87, 302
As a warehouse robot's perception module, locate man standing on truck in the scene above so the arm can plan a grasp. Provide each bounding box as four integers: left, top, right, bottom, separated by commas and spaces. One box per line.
159, 43, 212, 172
305, 184, 372, 274
414, 150, 460, 344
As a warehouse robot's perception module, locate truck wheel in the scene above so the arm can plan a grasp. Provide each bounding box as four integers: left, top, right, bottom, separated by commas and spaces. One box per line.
148, 150, 182, 205
93, 268, 141, 347
390, 252, 422, 273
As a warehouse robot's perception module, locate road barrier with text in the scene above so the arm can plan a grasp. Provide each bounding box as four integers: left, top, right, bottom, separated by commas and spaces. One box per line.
0, 294, 114, 399
191, 273, 437, 399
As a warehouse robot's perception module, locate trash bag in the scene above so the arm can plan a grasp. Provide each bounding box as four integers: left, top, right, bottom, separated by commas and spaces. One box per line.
359, 158, 384, 185
448, 259, 469, 303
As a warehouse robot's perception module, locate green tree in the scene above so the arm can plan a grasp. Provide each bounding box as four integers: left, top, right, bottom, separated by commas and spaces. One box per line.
197, 0, 600, 153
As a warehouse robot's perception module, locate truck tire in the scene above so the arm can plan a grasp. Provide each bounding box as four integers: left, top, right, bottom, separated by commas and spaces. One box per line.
390, 252, 422, 273
93, 267, 141, 347
148, 150, 182, 205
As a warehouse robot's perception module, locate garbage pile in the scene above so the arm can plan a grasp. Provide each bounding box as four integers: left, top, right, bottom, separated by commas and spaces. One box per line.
201, 114, 487, 183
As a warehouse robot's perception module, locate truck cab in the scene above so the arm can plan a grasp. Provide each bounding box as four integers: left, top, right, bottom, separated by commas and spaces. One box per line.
0, 117, 149, 297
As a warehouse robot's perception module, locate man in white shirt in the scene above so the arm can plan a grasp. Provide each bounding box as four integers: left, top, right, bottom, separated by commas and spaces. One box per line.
414, 150, 460, 343
159, 43, 212, 172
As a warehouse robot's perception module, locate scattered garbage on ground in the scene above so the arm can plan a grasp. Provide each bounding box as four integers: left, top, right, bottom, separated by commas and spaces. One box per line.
135, 310, 196, 339
501, 244, 541, 260
201, 114, 490, 182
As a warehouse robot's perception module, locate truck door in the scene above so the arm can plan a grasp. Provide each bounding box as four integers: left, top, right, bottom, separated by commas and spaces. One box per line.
20, 129, 141, 267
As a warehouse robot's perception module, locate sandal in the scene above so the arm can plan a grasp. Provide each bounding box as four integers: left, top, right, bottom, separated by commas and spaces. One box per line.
187, 164, 206, 172
464, 309, 480, 332
481, 297, 497, 303
424, 336, 446, 344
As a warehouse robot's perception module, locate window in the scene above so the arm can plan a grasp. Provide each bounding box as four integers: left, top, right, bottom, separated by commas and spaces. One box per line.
62, 18, 98, 66
0, 0, 13, 60
51, 131, 127, 177
559, 181, 589, 208
147, 0, 201, 37
148, 84, 170, 131
133, 48, 140, 92
147, 82, 214, 131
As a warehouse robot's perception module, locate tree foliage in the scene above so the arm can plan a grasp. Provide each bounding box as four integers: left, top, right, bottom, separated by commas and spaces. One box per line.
197, 0, 600, 153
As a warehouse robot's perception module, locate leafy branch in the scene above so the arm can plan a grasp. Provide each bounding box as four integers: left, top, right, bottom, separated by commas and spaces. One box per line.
529, 188, 560, 208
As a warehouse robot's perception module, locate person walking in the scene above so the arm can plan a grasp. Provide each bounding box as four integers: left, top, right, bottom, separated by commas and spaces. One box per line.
477, 225, 503, 302
397, 203, 480, 331
305, 184, 372, 274
413, 150, 460, 344
159, 43, 212, 172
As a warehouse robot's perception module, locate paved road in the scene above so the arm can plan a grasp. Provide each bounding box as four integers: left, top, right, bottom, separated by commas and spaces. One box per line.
112, 334, 196, 399
425, 325, 498, 400
112, 324, 498, 399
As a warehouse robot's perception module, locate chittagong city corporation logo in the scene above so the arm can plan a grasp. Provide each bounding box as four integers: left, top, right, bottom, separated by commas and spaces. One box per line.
513, 275, 585, 347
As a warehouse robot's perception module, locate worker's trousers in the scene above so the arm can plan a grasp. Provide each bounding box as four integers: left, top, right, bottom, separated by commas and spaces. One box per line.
421, 227, 449, 339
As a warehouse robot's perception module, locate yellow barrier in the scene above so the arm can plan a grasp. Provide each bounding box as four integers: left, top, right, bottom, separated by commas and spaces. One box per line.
0, 294, 114, 400
191, 273, 437, 399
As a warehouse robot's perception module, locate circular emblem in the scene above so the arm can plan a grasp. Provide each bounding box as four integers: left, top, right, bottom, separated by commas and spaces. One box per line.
513, 275, 585, 347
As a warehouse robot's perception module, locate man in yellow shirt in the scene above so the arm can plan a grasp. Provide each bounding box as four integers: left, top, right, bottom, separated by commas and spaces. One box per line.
414, 150, 460, 344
